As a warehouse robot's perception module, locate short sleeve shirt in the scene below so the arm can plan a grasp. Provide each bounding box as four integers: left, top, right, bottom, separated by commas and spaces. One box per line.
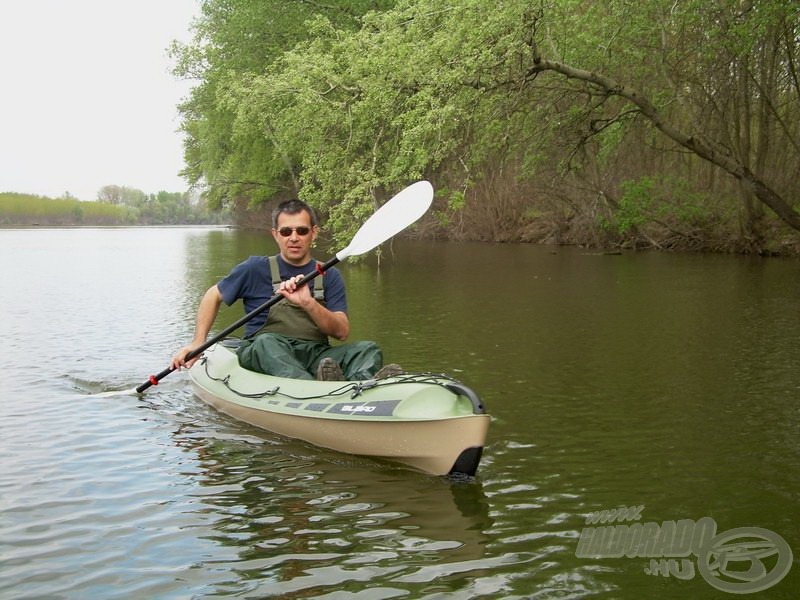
217, 255, 347, 338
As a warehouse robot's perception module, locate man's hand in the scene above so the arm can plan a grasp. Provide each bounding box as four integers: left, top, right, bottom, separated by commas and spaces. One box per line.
277, 275, 313, 308
277, 275, 349, 340
170, 343, 203, 371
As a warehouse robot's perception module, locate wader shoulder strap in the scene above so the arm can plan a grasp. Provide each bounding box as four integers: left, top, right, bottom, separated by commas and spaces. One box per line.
268, 255, 324, 300
268, 255, 281, 290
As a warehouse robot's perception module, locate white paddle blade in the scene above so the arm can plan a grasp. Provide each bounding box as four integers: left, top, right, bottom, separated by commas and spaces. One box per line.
335, 180, 434, 260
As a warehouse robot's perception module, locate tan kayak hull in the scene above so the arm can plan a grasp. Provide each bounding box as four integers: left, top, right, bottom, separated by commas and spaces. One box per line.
192, 384, 489, 475
189, 343, 489, 476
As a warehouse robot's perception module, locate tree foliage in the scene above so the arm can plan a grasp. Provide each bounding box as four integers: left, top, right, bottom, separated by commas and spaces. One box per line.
175, 0, 800, 253
171, 0, 396, 213
97, 185, 228, 224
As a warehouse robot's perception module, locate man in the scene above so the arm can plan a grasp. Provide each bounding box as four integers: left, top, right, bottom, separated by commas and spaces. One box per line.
171, 198, 401, 381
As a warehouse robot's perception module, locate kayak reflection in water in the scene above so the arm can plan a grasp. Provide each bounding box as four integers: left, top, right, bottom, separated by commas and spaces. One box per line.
171, 199, 403, 382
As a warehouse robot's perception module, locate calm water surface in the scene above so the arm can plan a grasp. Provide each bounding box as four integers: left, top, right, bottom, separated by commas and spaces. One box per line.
1, 227, 798, 598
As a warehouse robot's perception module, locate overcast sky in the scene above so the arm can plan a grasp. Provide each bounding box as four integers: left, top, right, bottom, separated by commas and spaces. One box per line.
0, 0, 200, 200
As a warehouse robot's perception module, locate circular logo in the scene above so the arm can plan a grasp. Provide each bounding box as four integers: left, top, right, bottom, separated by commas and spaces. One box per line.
698, 527, 793, 594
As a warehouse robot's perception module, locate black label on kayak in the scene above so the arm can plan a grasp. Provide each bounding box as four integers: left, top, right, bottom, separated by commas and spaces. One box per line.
327, 400, 401, 417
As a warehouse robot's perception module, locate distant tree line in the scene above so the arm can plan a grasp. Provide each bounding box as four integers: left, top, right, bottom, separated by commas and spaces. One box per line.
0, 192, 134, 226
171, 0, 800, 254
96, 185, 229, 224
0, 187, 229, 226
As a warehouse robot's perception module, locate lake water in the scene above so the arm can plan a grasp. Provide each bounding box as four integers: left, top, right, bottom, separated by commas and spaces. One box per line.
1, 227, 797, 598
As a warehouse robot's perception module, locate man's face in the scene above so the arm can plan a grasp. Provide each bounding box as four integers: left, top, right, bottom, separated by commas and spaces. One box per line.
272, 210, 318, 265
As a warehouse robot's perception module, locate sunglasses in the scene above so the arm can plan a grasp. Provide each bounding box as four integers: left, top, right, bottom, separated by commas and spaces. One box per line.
277, 226, 312, 237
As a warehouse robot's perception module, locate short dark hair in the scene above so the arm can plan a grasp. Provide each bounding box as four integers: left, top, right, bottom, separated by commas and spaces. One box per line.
271, 199, 318, 229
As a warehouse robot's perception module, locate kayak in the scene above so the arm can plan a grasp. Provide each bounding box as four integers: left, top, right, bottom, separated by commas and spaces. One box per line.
189, 342, 490, 476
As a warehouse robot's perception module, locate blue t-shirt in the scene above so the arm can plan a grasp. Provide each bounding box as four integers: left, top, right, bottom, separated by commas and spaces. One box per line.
217, 255, 347, 338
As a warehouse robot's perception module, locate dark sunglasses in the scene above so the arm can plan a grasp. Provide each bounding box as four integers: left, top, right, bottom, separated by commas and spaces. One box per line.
277, 226, 312, 237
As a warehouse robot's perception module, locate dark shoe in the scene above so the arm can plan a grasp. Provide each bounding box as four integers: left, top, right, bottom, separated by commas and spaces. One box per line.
374, 363, 404, 379
316, 357, 344, 381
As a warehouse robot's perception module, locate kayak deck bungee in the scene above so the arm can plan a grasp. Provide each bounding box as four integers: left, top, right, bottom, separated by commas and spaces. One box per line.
189, 342, 490, 476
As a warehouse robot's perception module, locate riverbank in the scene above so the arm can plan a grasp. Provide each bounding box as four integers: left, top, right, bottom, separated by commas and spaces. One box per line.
6, 190, 797, 256
231, 199, 800, 258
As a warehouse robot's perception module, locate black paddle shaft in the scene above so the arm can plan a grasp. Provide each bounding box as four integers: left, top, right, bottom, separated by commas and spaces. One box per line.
136, 256, 340, 393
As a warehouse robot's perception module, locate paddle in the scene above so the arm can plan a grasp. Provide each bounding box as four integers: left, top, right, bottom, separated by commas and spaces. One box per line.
135, 180, 434, 394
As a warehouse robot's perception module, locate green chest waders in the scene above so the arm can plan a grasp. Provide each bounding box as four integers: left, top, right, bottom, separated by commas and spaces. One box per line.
238, 256, 382, 380
251, 255, 329, 344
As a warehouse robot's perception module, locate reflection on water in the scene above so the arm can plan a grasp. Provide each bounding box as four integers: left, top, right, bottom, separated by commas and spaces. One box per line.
168, 407, 496, 597
1, 228, 798, 598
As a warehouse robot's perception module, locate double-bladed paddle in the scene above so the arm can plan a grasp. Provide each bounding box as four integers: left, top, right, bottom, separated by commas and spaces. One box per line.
135, 180, 434, 394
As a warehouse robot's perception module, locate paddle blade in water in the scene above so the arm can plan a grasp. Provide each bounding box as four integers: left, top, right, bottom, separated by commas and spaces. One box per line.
336, 181, 433, 260
86, 387, 139, 398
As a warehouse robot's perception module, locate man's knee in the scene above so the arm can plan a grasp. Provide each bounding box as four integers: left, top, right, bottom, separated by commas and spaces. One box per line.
238, 334, 289, 370
254, 333, 293, 350
351, 340, 381, 354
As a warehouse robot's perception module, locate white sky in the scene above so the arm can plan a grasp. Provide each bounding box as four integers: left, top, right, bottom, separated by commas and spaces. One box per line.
0, 0, 201, 200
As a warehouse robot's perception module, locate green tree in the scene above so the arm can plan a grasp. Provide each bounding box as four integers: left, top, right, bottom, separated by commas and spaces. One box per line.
524, 0, 800, 244
174, 0, 800, 252
172, 0, 396, 210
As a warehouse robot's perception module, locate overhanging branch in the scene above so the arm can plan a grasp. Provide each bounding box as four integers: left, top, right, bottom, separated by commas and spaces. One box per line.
525, 56, 800, 232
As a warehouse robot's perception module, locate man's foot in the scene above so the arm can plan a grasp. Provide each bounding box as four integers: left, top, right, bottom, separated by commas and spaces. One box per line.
374, 363, 404, 379
316, 357, 345, 381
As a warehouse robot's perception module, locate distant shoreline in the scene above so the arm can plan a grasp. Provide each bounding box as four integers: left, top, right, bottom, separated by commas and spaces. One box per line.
0, 223, 233, 230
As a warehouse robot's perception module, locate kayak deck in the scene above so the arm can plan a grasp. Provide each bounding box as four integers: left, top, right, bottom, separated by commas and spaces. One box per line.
189, 343, 490, 476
